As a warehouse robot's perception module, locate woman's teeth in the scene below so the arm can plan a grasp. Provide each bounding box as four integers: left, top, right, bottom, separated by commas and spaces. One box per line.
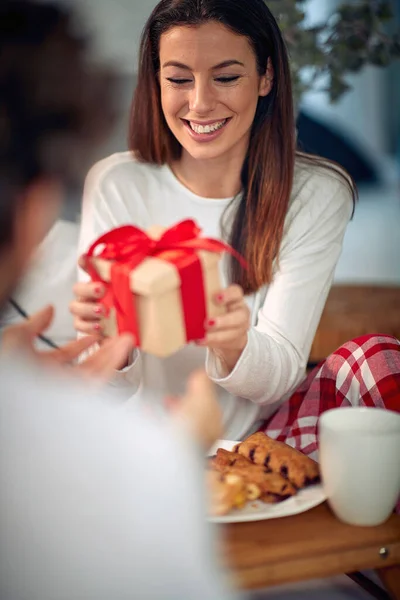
189, 119, 227, 134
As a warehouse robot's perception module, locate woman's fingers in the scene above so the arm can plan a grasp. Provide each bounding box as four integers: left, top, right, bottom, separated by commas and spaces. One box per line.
213, 284, 244, 307
78, 254, 89, 273
72, 281, 105, 302
198, 329, 248, 350
72, 316, 103, 335
70, 280, 106, 335
195, 284, 249, 364
205, 306, 249, 332
69, 299, 104, 321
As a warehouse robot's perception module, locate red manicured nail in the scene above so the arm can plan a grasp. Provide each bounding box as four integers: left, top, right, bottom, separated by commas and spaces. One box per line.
94, 306, 103, 315
216, 293, 224, 302
94, 285, 103, 296
207, 319, 216, 327
93, 323, 102, 331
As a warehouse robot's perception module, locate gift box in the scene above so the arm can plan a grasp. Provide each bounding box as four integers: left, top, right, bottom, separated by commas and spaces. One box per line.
85, 219, 245, 358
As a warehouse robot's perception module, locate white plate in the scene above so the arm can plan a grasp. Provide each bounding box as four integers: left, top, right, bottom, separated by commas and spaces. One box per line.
208, 440, 327, 523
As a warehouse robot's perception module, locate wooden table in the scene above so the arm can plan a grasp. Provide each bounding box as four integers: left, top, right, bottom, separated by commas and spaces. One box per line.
309, 285, 400, 364
221, 503, 400, 599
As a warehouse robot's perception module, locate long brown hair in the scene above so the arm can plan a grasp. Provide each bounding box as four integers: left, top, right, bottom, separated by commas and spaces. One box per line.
129, 0, 356, 294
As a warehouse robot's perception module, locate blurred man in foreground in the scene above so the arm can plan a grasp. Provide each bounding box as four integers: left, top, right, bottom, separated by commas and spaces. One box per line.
0, 2, 231, 599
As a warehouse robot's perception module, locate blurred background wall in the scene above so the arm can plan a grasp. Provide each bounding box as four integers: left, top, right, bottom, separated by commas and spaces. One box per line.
61, 0, 400, 284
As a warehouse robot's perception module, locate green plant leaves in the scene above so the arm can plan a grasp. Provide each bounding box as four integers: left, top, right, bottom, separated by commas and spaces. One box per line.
266, 0, 400, 104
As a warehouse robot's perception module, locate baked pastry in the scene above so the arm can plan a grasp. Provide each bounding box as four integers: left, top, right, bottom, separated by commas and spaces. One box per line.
233, 432, 320, 489
207, 433, 320, 516
206, 470, 248, 516
208, 447, 253, 470
209, 448, 296, 502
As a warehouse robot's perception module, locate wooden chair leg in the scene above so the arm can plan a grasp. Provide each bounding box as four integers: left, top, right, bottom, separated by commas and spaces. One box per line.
377, 566, 400, 600
347, 572, 390, 600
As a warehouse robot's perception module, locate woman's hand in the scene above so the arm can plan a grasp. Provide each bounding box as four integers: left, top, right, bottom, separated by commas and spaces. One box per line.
70, 255, 106, 335
198, 284, 250, 373
70, 280, 106, 335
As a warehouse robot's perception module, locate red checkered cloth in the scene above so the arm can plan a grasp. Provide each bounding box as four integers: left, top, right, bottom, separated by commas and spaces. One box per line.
261, 334, 400, 512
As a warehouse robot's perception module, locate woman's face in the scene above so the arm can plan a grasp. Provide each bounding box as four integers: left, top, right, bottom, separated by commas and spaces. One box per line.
159, 21, 271, 163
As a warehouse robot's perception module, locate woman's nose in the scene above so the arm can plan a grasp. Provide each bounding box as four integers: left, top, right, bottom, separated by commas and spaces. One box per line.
188, 79, 216, 114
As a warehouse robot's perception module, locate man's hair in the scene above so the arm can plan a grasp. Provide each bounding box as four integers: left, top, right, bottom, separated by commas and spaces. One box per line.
0, 0, 116, 251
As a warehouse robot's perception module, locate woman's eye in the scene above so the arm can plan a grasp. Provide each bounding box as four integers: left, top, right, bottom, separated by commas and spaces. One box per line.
215, 76, 240, 83
165, 75, 241, 85
166, 77, 192, 85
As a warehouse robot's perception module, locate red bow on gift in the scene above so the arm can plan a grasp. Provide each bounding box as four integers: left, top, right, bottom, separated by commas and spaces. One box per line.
84, 219, 246, 346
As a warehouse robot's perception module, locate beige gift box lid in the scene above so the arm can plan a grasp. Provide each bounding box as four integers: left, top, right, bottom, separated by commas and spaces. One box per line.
88, 225, 225, 357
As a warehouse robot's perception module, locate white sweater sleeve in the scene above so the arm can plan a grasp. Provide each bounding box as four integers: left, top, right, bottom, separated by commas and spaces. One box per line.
206, 175, 353, 409
78, 168, 143, 396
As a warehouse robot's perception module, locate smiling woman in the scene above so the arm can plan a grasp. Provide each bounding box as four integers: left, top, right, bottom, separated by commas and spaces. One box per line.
70, 0, 363, 442
158, 24, 271, 161
129, 0, 354, 292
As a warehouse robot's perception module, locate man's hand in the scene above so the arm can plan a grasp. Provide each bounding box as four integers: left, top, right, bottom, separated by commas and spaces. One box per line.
167, 370, 223, 450
1, 305, 134, 383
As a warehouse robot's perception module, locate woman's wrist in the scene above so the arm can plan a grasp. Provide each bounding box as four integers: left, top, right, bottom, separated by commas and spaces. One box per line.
212, 335, 248, 374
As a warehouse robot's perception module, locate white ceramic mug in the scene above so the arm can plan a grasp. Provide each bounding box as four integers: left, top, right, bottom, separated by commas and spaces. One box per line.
319, 407, 400, 526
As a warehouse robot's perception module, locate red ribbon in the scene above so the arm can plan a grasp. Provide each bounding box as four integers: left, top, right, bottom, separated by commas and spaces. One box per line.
85, 219, 246, 346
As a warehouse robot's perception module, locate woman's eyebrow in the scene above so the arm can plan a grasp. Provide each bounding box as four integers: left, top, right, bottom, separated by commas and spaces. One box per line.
162, 59, 245, 69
